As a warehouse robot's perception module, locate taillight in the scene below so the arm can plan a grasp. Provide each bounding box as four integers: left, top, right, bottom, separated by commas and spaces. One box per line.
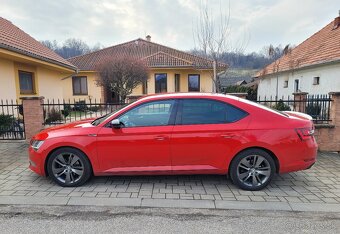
295, 127, 314, 141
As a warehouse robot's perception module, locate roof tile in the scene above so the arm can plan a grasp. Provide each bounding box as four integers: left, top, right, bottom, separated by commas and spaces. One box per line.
257, 18, 340, 77
68, 38, 227, 70
0, 17, 76, 70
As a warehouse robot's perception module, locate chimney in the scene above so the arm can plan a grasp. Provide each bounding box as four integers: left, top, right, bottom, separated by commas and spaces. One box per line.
146, 35, 151, 42
334, 10, 340, 29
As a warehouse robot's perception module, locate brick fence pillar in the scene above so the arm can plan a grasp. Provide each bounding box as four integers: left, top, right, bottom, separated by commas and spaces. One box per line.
329, 92, 340, 127
20, 96, 44, 141
293, 92, 308, 113
226, 93, 248, 99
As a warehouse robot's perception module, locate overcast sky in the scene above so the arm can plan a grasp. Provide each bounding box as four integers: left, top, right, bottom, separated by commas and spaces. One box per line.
0, 0, 339, 53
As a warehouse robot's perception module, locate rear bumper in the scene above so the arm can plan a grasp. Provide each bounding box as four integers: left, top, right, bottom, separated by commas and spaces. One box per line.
279, 138, 318, 173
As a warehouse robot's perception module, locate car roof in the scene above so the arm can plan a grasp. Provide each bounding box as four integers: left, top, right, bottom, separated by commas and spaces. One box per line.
139, 92, 240, 101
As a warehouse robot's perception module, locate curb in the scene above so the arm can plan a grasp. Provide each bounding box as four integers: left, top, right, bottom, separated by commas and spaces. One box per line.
1, 196, 340, 213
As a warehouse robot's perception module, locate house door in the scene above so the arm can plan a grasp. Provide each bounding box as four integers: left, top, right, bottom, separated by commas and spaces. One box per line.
105, 89, 120, 103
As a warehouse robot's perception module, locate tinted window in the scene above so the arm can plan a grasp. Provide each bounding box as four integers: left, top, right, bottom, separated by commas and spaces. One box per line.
155, 74, 167, 93
188, 74, 200, 92
119, 100, 175, 127
19, 71, 34, 94
72, 76, 88, 95
180, 99, 247, 125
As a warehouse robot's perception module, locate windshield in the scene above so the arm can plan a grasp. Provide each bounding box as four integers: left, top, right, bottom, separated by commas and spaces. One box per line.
91, 108, 123, 126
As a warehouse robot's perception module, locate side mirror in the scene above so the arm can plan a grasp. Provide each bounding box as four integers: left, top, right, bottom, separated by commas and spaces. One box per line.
110, 119, 121, 129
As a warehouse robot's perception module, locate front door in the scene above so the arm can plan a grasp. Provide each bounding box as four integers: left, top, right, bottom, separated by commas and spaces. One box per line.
96, 99, 177, 174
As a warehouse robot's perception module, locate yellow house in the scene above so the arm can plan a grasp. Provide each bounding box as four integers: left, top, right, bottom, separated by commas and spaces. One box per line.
67, 36, 226, 102
0, 17, 77, 101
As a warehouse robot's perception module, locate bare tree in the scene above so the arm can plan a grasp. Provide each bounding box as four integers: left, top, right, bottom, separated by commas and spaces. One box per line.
193, 0, 248, 92
41, 38, 103, 58
266, 44, 291, 98
96, 56, 149, 102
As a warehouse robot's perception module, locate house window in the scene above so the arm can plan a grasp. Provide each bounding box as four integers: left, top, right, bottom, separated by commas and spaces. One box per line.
188, 74, 200, 92
155, 74, 167, 93
283, 80, 288, 88
72, 76, 88, 95
313, 77, 320, 85
175, 74, 180, 92
19, 71, 35, 94
142, 80, 148, 94
294, 79, 299, 92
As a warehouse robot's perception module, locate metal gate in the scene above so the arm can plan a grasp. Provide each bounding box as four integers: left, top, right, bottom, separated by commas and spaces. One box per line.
0, 100, 25, 140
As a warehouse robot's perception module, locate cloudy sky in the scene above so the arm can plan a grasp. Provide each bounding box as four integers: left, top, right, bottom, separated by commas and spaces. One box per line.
0, 0, 339, 53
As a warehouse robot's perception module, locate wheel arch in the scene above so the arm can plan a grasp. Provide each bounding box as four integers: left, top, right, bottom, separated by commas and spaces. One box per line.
44, 146, 93, 177
228, 146, 280, 174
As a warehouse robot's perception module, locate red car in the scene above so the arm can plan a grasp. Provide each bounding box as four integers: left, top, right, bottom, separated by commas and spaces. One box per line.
29, 93, 317, 190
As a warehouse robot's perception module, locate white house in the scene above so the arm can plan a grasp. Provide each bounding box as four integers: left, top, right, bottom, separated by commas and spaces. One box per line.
255, 13, 340, 98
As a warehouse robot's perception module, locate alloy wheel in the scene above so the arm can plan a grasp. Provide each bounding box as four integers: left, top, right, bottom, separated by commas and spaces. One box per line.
236, 155, 271, 187
51, 153, 84, 185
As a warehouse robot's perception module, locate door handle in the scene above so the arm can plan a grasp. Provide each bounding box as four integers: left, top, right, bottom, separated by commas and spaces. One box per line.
154, 136, 166, 141
221, 134, 235, 139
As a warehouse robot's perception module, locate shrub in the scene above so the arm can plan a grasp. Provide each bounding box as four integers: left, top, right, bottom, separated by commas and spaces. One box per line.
45, 108, 63, 124
222, 85, 257, 101
88, 105, 101, 112
306, 104, 321, 118
0, 114, 14, 132
61, 104, 72, 117
272, 100, 291, 111
73, 100, 87, 112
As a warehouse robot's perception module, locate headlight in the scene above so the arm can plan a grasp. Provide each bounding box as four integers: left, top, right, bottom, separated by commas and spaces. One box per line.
31, 140, 44, 151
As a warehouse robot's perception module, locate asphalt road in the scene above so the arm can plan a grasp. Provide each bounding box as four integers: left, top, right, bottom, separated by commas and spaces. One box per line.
0, 205, 339, 234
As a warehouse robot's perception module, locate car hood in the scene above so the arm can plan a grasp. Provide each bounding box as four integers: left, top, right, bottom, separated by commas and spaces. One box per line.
33, 118, 97, 140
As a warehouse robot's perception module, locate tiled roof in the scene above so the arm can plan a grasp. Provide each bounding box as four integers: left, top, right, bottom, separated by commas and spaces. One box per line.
256, 18, 340, 77
68, 38, 227, 70
143, 51, 193, 67
0, 17, 76, 70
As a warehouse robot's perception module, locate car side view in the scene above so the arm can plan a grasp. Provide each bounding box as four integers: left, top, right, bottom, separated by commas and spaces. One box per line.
28, 93, 317, 191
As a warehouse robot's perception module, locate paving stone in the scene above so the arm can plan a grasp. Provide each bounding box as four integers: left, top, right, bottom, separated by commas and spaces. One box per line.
1, 142, 340, 210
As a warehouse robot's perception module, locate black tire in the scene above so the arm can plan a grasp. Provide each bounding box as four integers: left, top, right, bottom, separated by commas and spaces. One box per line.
47, 147, 92, 187
229, 149, 276, 191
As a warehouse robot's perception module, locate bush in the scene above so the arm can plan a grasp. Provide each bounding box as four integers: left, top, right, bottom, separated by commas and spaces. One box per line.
61, 104, 72, 117
45, 108, 63, 124
88, 105, 101, 112
306, 104, 321, 118
222, 85, 257, 101
0, 114, 14, 132
73, 100, 87, 112
272, 100, 291, 111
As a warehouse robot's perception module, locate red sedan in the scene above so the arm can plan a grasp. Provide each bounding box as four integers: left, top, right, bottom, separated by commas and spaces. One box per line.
28, 93, 317, 190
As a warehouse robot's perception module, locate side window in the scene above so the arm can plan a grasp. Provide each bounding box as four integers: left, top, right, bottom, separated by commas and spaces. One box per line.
119, 100, 175, 127
180, 99, 247, 125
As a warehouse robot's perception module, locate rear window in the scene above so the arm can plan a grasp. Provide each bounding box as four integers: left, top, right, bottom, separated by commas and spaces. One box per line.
180, 99, 248, 125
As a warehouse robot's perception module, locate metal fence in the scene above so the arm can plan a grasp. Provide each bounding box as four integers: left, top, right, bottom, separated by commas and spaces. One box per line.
0, 100, 25, 140
256, 94, 332, 124
42, 99, 126, 126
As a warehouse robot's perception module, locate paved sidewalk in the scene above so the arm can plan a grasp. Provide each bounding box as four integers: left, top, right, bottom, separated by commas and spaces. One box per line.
1, 141, 340, 212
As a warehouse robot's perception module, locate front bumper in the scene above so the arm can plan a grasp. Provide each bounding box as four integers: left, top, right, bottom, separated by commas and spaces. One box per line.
28, 146, 45, 176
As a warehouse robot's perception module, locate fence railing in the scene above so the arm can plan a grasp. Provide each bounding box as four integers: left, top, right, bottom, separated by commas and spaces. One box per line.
0, 99, 25, 140
256, 94, 332, 124
42, 99, 126, 126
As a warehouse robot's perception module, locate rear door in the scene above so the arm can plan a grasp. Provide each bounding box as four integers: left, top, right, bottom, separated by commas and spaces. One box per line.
170, 98, 249, 174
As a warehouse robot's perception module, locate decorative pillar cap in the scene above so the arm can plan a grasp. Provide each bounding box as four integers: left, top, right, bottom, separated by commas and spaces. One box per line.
329, 92, 340, 96
20, 96, 45, 100
293, 92, 308, 96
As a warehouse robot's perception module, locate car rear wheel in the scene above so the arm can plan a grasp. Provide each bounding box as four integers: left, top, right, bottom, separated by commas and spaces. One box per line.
47, 147, 92, 187
230, 149, 276, 191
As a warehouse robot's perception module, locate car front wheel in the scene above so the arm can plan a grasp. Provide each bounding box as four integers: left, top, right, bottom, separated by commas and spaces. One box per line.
230, 149, 276, 191
47, 147, 92, 187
